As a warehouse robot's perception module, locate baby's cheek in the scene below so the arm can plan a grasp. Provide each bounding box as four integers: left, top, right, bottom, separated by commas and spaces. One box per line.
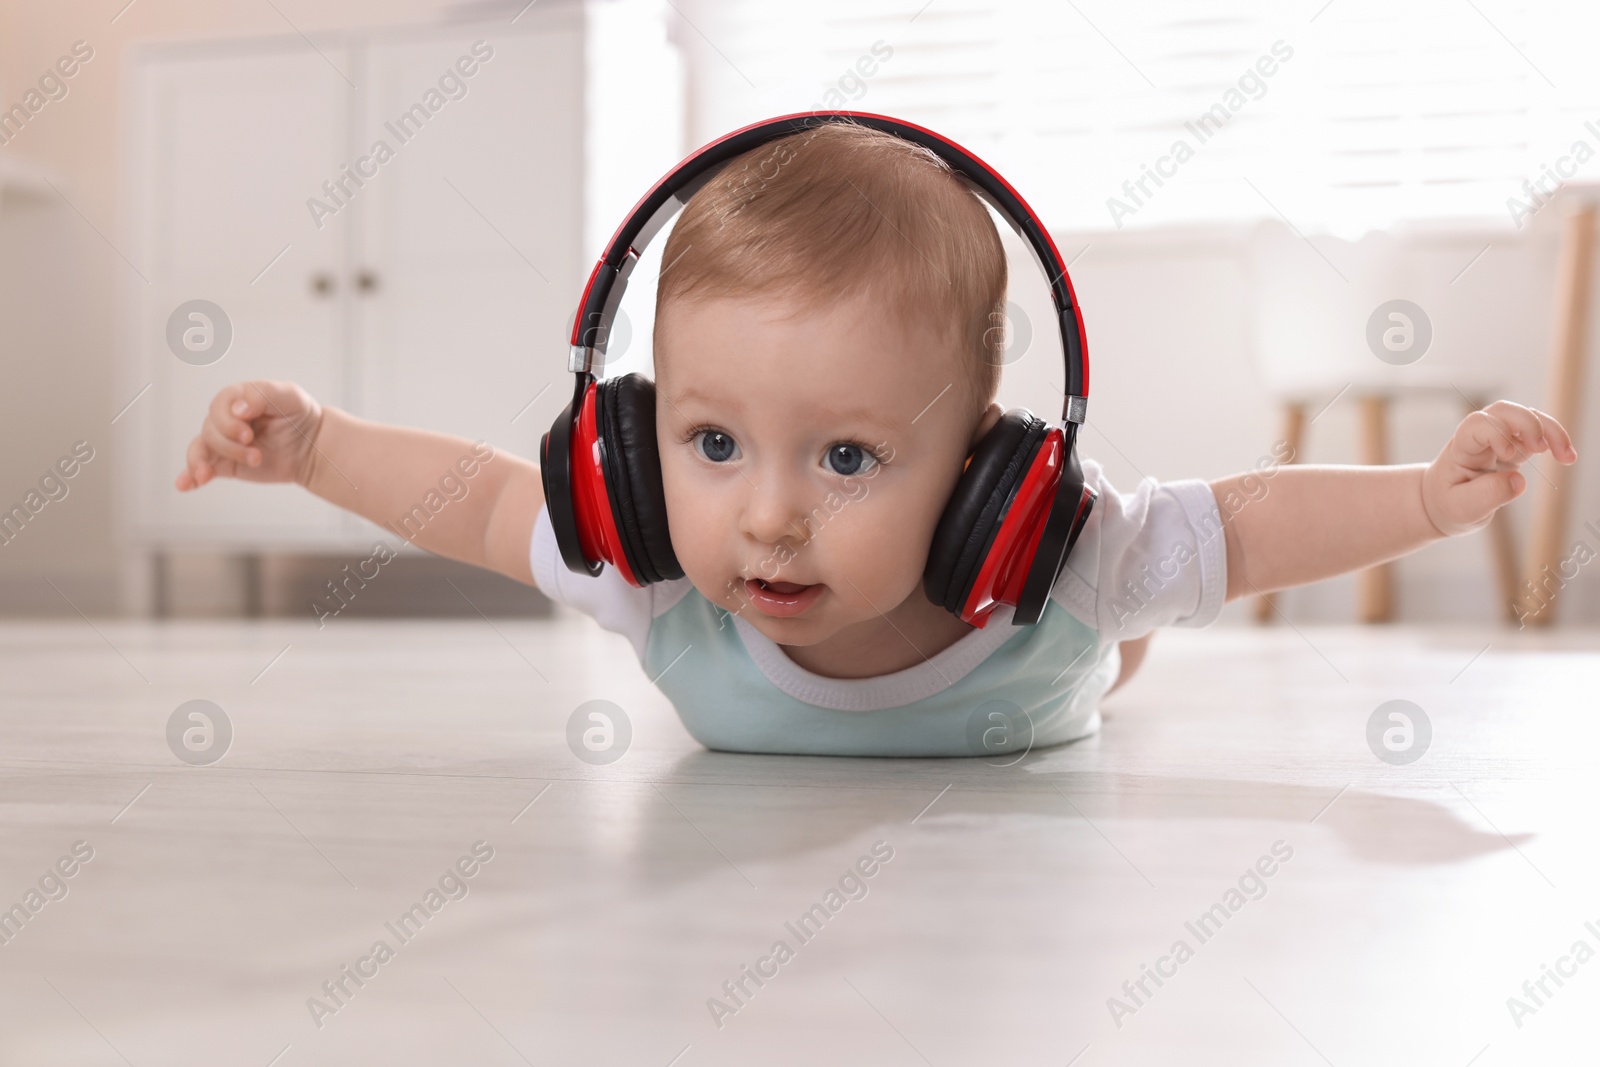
676, 541, 741, 614
825, 516, 926, 598
659, 479, 712, 569
668, 505, 720, 568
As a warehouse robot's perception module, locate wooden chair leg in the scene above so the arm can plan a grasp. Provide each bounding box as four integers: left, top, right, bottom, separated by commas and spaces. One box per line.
1255, 400, 1306, 623
1490, 509, 1524, 624
1523, 203, 1594, 627
1358, 394, 1394, 623
239, 553, 264, 618
1462, 395, 1526, 624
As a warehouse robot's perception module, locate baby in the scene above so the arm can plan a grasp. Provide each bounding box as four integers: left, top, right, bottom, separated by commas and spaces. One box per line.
176, 122, 1577, 758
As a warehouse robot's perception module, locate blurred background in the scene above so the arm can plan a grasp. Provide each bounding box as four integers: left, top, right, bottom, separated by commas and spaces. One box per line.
1, 0, 1596, 627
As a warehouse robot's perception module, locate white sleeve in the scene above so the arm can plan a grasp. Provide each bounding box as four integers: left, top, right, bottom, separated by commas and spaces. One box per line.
530, 502, 659, 663
1049, 456, 1228, 641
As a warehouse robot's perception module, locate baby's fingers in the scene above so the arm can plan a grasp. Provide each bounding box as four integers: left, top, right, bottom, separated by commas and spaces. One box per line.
227, 380, 304, 426
176, 435, 234, 491
202, 420, 260, 469
1479, 400, 1578, 464
177, 436, 213, 490
1526, 406, 1578, 462
208, 383, 260, 447
1461, 410, 1530, 466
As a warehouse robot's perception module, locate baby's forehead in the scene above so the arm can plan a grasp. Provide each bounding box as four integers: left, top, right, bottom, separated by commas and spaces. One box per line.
657, 295, 969, 397
665, 371, 903, 419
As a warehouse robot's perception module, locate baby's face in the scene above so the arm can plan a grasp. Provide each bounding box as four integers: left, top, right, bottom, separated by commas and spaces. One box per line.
655, 291, 997, 647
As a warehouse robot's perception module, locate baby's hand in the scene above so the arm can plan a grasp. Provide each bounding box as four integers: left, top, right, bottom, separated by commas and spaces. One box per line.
1421, 400, 1577, 536
175, 380, 324, 491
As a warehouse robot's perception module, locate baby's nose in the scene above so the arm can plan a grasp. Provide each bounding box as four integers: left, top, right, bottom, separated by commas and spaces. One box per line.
739, 476, 817, 549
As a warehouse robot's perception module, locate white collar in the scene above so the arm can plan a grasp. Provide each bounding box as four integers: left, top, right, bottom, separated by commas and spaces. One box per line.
729, 603, 1021, 711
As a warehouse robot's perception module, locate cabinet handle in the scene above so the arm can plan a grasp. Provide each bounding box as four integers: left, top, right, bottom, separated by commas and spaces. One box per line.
310, 272, 335, 297
356, 269, 379, 294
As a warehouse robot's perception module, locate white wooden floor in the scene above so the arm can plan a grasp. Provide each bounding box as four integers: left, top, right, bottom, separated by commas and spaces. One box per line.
2, 614, 1598, 1066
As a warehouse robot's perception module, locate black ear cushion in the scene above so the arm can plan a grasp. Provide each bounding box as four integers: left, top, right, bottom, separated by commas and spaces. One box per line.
924, 410, 1047, 614
596, 374, 684, 583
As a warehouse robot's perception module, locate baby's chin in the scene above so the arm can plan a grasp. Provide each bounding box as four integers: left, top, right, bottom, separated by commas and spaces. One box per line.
739, 610, 840, 647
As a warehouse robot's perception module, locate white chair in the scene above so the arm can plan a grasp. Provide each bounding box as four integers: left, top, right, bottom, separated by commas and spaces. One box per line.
1243, 218, 1523, 623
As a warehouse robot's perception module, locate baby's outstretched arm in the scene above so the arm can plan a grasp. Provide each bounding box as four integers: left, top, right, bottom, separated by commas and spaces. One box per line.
175, 380, 544, 586
1210, 400, 1578, 602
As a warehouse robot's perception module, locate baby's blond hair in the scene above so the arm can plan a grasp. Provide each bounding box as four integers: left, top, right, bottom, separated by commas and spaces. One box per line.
653, 119, 1007, 421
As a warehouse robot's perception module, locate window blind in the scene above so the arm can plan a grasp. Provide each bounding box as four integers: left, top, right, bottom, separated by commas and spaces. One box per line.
683, 0, 1600, 237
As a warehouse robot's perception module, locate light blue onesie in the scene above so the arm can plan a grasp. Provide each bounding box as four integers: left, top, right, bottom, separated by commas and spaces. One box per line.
529, 457, 1227, 757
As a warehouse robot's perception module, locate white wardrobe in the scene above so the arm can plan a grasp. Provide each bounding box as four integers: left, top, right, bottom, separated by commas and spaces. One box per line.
116, 3, 683, 612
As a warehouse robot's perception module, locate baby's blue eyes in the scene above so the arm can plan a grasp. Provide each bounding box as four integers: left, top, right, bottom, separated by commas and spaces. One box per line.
825, 443, 876, 477
695, 430, 739, 463
687, 429, 879, 476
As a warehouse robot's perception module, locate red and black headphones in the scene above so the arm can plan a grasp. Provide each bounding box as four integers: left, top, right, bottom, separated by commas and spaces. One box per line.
541, 111, 1094, 628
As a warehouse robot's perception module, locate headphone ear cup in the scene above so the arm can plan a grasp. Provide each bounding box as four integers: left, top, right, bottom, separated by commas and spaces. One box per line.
924, 410, 1047, 614
1011, 429, 1095, 625
540, 380, 603, 577
596, 374, 683, 584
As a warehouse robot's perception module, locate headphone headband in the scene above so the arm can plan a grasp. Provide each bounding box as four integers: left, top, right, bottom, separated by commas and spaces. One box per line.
567, 110, 1089, 425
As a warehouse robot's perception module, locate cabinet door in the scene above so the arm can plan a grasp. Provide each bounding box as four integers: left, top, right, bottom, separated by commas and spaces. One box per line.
347, 23, 587, 544
127, 43, 350, 547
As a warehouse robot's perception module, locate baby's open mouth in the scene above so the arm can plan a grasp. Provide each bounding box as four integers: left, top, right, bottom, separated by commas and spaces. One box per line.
754, 578, 810, 594
744, 577, 823, 618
